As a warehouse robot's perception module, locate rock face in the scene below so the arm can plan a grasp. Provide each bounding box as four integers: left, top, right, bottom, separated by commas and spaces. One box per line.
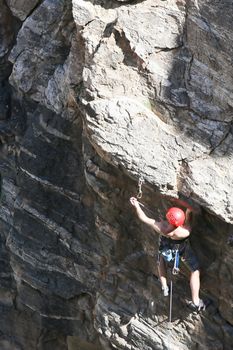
0, 0, 233, 349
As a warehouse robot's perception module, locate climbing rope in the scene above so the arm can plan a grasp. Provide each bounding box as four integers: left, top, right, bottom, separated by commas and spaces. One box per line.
137, 200, 158, 217
169, 270, 173, 323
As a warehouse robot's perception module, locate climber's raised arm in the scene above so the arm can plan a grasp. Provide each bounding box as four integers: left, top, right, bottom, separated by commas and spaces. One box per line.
130, 197, 163, 234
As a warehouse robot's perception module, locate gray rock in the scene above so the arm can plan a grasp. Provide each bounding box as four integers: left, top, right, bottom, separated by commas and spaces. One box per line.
6, 0, 40, 21
9, 0, 74, 102
84, 97, 233, 223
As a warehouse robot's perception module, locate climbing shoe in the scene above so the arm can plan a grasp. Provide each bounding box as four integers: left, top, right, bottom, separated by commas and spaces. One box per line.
162, 286, 169, 297
186, 299, 207, 313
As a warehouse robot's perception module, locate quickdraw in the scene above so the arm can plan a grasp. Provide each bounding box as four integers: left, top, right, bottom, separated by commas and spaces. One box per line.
160, 248, 180, 275
137, 176, 144, 199
172, 249, 180, 275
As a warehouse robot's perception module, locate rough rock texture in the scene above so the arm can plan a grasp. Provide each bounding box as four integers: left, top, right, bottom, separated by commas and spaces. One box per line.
0, 0, 233, 349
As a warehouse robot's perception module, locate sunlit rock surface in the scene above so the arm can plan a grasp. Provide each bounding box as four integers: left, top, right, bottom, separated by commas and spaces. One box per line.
0, 0, 233, 349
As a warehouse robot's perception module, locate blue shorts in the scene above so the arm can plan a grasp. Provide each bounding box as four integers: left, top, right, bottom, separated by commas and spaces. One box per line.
180, 241, 199, 272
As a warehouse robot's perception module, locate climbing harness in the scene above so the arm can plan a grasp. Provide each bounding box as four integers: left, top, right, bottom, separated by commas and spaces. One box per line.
160, 247, 180, 275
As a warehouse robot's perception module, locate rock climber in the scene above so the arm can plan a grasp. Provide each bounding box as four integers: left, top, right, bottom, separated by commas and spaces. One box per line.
130, 196, 206, 312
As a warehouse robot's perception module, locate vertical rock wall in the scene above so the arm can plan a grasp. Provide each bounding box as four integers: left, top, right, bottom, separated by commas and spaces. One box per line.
0, 0, 233, 349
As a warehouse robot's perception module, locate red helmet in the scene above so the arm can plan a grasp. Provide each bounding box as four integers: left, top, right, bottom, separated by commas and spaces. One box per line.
166, 207, 185, 227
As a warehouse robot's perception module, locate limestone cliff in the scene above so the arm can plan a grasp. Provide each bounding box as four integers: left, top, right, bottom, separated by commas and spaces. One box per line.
0, 0, 233, 349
